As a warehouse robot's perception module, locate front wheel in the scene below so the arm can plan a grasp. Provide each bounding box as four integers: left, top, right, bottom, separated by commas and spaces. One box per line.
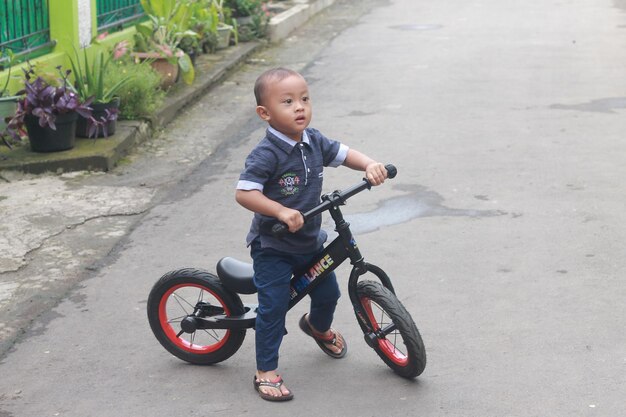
147, 268, 247, 365
356, 280, 426, 378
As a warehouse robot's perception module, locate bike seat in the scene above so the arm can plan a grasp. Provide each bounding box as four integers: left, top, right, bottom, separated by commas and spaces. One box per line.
216, 257, 257, 294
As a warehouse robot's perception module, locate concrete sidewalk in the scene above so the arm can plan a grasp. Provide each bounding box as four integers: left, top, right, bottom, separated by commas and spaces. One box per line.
0, 42, 260, 174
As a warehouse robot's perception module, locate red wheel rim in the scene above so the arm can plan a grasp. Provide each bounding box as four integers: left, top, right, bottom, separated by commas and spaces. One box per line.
360, 296, 409, 366
158, 283, 231, 353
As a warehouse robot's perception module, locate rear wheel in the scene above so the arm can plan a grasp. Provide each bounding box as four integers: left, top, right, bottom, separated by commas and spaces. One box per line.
356, 280, 426, 378
147, 268, 246, 364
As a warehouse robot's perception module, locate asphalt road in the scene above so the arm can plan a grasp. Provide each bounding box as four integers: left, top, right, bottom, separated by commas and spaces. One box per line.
1, 0, 626, 416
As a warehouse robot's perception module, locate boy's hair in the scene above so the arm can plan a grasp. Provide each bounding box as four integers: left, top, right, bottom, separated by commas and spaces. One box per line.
254, 67, 302, 106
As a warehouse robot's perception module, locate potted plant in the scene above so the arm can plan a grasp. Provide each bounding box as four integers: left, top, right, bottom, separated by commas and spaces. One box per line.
0, 48, 20, 138
212, 0, 235, 49
187, 0, 220, 53
104, 57, 165, 120
227, 0, 261, 25
69, 38, 134, 138
227, 0, 270, 42
5, 65, 96, 152
196, 19, 220, 54
179, 34, 201, 65
133, 0, 197, 88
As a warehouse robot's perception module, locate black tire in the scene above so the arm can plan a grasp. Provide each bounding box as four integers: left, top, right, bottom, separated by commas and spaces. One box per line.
147, 268, 246, 365
356, 280, 426, 378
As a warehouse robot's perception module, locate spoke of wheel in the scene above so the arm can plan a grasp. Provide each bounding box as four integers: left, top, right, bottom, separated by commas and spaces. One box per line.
200, 328, 222, 342
172, 291, 196, 312
197, 288, 204, 304
167, 314, 188, 324
190, 331, 196, 347
378, 306, 402, 355
377, 303, 386, 329
385, 311, 400, 355
393, 329, 399, 354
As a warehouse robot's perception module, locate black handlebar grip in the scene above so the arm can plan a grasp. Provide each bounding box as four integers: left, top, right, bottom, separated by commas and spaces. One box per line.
271, 222, 289, 238
385, 164, 397, 179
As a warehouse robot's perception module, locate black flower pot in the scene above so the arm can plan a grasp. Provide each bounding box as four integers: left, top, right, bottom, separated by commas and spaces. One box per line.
76, 98, 120, 138
25, 112, 77, 153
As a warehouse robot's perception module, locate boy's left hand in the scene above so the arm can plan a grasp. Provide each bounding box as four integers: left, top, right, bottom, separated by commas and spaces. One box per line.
365, 162, 387, 186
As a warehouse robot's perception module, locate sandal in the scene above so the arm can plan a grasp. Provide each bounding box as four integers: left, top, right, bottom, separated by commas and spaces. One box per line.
298, 314, 347, 359
253, 375, 294, 402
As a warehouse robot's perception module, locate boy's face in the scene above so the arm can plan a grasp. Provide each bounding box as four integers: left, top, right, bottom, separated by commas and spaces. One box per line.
256, 74, 311, 141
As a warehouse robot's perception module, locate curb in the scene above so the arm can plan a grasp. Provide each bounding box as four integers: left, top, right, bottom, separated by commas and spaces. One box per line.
267, 0, 336, 42
0, 0, 334, 175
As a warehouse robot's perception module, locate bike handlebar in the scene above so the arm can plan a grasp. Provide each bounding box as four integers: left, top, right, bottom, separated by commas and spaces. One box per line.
271, 164, 397, 238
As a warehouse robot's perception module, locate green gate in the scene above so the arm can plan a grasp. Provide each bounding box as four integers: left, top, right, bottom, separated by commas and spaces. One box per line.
0, 0, 52, 64
97, 0, 144, 33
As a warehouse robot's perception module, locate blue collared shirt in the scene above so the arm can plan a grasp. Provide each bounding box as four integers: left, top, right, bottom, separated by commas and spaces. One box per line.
237, 127, 349, 253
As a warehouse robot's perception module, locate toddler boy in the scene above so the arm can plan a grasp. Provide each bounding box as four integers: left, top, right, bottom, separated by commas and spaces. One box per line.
236, 67, 387, 401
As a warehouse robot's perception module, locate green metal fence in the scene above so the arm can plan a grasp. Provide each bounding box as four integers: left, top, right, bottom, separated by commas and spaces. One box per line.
97, 0, 144, 33
0, 0, 52, 64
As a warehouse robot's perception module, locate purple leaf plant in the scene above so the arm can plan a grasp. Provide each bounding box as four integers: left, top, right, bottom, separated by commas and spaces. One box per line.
2, 64, 110, 146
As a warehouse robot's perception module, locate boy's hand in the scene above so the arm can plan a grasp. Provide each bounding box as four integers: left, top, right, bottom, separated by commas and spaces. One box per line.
277, 207, 304, 233
365, 162, 387, 186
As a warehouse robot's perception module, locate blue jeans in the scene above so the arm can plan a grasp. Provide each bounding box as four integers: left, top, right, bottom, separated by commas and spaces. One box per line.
251, 238, 340, 371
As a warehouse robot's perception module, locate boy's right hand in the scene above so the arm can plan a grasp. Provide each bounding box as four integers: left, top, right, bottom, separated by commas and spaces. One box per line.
277, 207, 304, 233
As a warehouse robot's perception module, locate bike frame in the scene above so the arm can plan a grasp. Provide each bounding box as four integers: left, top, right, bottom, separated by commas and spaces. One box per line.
288, 182, 396, 331
191, 177, 397, 337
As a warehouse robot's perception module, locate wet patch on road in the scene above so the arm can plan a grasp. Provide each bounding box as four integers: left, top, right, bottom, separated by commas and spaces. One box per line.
550, 97, 626, 113
341, 184, 508, 234
347, 110, 377, 117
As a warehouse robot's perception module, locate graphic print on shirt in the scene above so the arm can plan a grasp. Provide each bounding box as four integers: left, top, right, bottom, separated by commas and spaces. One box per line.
279, 172, 301, 196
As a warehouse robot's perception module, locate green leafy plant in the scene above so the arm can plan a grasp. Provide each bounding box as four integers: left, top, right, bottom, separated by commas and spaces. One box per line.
227, 0, 261, 17
1, 48, 21, 146
228, 0, 269, 40
210, 0, 237, 48
105, 58, 165, 120
68, 38, 135, 104
133, 24, 196, 85
212, 0, 226, 21
134, 0, 199, 85
0, 48, 19, 97
179, 33, 201, 57
187, 0, 220, 53
249, 8, 270, 38
140, 0, 195, 30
